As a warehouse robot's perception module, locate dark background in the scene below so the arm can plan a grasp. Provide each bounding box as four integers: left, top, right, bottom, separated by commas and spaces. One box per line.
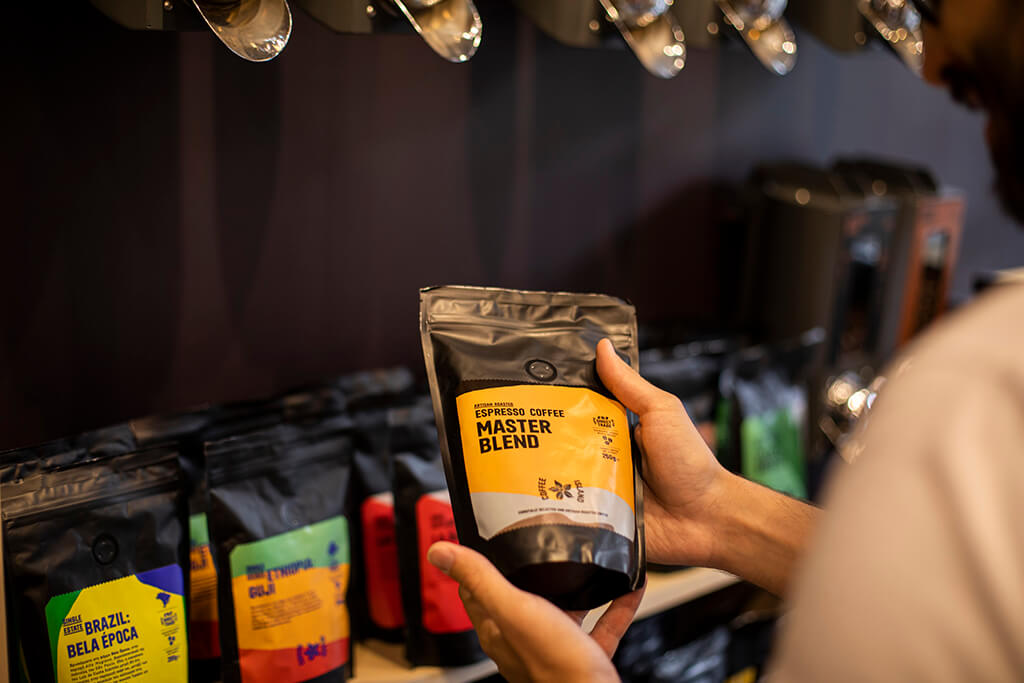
2, 1, 1021, 447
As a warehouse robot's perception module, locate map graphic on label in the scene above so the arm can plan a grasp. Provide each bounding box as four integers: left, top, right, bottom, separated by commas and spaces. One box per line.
45, 564, 188, 683
456, 384, 636, 541
189, 513, 221, 659
229, 516, 350, 683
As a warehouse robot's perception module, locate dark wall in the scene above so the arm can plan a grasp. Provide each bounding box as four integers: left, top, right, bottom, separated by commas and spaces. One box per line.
2, 2, 1021, 447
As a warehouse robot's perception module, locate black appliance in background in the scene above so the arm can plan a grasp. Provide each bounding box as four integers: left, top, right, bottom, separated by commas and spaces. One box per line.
742, 162, 899, 373
742, 160, 964, 465
740, 162, 900, 463
832, 160, 965, 356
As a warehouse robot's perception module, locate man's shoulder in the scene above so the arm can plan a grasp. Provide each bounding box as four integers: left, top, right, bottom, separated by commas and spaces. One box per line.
898, 284, 1024, 383
849, 284, 1024, 465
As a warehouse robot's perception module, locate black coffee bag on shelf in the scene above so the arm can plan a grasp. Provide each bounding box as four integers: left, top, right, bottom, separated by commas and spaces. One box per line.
2, 447, 189, 683
206, 425, 354, 683
0, 422, 138, 484
131, 409, 220, 681
640, 338, 736, 454
420, 286, 645, 611
334, 370, 417, 645
0, 422, 141, 683
349, 409, 403, 645
393, 453, 484, 667
131, 389, 347, 681
336, 367, 416, 414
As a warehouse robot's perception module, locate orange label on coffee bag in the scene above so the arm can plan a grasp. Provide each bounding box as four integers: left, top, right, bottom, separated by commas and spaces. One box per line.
228, 517, 350, 682
190, 513, 220, 660
455, 385, 635, 540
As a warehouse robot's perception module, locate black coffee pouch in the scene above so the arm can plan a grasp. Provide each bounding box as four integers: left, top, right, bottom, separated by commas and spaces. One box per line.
420, 285, 646, 611
393, 453, 484, 667
206, 425, 354, 683
348, 409, 403, 644
0, 423, 141, 682
0, 422, 138, 484
132, 394, 343, 680
132, 409, 221, 681
640, 339, 736, 453
338, 369, 421, 645
2, 447, 189, 683
336, 367, 416, 414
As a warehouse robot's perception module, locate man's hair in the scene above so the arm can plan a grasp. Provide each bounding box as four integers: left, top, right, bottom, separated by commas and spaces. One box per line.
949, 5, 1024, 222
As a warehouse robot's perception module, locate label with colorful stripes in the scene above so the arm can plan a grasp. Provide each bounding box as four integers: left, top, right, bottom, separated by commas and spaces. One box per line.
44, 564, 188, 682
190, 513, 221, 660
228, 516, 350, 682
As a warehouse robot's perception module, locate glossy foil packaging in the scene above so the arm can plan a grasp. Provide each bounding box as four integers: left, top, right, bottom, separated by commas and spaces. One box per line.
2, 448, 189, 683
205, 425, 354, 683
420, 286, 645, 611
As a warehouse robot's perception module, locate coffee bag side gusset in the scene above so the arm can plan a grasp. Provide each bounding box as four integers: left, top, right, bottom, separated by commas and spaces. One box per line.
419, 286, 646, 611
2, 447, 190, 683
205, 426, 353, 683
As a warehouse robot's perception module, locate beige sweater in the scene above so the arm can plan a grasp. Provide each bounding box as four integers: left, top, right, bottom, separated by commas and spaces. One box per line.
770, 283, 1024, 681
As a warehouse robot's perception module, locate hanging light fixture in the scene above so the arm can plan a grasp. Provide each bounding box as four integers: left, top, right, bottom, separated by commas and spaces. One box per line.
191, 0, 292, 62
715, 0, 797, 75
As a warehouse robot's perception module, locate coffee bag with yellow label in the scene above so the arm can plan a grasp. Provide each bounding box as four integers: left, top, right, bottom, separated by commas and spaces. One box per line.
2, 447, 189, 683
205, 425, 353, 683
420, 286, 645, 611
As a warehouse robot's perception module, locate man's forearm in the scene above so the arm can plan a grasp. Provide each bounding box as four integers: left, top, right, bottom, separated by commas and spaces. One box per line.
707, 473, 821, 597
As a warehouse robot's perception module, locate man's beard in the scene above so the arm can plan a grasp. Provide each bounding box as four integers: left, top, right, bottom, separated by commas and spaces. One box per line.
964, 8, 1024, 225
987, 107, 1024, 224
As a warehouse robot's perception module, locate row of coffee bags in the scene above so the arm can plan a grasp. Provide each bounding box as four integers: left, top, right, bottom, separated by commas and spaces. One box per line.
0, 369, 485, 683
640, 330, 824, 501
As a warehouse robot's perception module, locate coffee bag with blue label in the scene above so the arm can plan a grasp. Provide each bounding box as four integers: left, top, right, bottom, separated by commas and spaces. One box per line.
2, 447, 189, 683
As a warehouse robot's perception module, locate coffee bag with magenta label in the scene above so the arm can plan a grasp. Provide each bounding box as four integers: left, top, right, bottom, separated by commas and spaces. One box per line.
419, 286, 645, 611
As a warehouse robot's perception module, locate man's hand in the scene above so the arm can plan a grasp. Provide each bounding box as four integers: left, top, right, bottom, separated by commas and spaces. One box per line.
596, 338, 730, 568
597, 339, 820, 596
427, 541, 644, 683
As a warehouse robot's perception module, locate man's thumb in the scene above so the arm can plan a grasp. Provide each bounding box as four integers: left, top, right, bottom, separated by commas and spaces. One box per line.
428, 541, 517, 614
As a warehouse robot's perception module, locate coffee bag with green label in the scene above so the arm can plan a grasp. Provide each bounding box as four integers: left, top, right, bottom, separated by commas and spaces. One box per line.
206, 425, 353, 683
420, 286, 646, 611
2, 447, 189, 683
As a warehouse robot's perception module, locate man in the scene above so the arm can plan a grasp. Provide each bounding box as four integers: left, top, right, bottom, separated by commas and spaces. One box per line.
427, 0, 1024, 679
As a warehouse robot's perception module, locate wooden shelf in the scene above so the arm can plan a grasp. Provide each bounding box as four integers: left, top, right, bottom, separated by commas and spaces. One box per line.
352, 567, 739, 683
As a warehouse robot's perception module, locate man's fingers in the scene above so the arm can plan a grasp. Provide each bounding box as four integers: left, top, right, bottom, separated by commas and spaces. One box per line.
596, 339, 678, 415
589, 587, 646, 657
459, 586, 486, 624
428, 542, 527, 623
474, 615, 530, 683
456, 575, 532, 683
